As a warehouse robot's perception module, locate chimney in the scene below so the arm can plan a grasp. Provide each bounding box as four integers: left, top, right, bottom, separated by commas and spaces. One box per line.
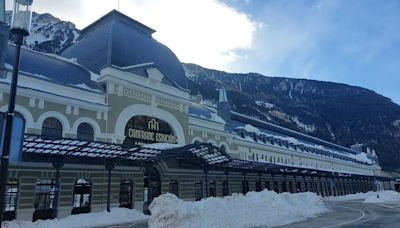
217, 87, 231, 122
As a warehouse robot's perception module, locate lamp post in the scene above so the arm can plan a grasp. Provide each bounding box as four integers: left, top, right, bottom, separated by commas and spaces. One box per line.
0, 0, 32, 223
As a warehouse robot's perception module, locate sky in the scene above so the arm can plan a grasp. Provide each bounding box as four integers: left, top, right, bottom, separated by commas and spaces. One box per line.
5, 0, 400, 104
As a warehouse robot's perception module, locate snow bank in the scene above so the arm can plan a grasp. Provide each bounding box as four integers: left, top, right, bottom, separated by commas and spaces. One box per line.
3, 207, 148, 228
326, 190, 400, 204
148, 191, 328, 228
364, 191, 400, 204
325, 191, 376, 201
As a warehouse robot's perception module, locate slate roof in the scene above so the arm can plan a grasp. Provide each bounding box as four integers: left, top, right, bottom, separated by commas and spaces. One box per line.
62, 10, 188, 90
4, 44, 104, 94
229, 112, 357, 155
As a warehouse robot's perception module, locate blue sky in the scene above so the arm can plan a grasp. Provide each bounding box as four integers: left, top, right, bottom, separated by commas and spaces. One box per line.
223, 0, 400, 104
5, 0, 400, 104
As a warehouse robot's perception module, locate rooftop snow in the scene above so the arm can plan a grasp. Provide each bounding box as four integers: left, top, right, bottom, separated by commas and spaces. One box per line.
4, 45, 104, 95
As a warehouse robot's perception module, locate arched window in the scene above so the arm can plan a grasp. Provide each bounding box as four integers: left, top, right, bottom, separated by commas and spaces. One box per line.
42, 117, 62, 139
77, 123, 94, 141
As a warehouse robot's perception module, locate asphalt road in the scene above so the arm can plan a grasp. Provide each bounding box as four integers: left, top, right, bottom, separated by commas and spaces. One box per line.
100, 200, 400, 228
277, 200, 400, 228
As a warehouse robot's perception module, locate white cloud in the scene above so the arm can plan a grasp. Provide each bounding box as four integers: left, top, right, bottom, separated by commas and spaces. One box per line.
119, 0, 257, 69
6, 0, 257, 70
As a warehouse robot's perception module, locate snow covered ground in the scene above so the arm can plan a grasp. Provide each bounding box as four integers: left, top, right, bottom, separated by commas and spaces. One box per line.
326, 190, 400, 204
4, 190, 399, 228
2, 207, 148, 228
148, 191, 328, 228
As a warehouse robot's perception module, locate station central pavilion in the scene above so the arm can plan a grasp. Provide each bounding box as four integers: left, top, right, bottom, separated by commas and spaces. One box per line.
0, 10, 393, 222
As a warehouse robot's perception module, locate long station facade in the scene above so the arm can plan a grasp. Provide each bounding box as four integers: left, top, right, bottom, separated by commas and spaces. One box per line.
0, 10, 393, 222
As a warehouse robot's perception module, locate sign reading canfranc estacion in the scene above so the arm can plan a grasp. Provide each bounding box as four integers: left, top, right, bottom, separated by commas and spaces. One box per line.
124, 116, 177, 146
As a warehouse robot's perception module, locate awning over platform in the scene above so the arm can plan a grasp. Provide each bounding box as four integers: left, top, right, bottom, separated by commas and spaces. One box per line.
21, 134, 381, 179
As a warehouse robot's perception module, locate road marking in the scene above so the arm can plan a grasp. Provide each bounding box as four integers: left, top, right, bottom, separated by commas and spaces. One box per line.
321, 205, 366, 228
374, 203, 400, 210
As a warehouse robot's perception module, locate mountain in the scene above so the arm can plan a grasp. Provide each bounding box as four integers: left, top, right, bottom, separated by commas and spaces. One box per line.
5, 11, 79, 54
184, 63, 400, 171
4, 12, 400, 171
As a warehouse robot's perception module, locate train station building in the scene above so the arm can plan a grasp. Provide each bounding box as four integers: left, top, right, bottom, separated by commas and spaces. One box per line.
0, 10, 392, 222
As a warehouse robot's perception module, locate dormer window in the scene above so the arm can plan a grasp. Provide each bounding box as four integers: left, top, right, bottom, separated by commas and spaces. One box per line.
252, 133, 257, 142
283, 141, 289, 148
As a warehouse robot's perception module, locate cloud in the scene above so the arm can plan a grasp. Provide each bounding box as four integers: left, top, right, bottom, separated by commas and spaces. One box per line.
120, 0, 257, 69
6, 0, 258, 70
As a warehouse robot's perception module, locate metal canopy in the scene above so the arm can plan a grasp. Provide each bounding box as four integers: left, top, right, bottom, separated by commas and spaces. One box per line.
22, 134, 163, 166
161, 142, 231, 165
22, 134, 230, 167
21, 134, 379, 179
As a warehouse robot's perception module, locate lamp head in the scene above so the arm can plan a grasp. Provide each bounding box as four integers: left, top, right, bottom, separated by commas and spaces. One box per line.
10, 0, 33, 36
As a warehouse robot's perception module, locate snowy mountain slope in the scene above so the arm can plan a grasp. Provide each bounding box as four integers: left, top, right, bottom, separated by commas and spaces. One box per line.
5, 11, 79, 54
184, 63, 400, 171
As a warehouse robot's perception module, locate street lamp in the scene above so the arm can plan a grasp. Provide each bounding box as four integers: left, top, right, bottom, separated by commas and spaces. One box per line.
0, 0, 32, 223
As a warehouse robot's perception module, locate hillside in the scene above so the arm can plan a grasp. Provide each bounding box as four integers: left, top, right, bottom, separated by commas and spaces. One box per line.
184, 63, 400, 171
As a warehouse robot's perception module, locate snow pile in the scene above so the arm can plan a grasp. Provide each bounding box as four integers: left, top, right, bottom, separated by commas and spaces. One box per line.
364, 191, 400, 204
325, 191, 377, 201
148, 191, 328, 228
326, 191, 400, 204
3, 208, 147, 228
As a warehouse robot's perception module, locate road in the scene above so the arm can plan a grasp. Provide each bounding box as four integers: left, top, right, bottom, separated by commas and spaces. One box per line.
100, 200, 400, 228
277, 200, 400, 228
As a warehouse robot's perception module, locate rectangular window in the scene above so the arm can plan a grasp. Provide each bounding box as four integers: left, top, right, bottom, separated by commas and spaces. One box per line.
120, 180, 133, 209
3, 179, 19, 221
195, 181, 203, 201
296, 182, 302, 192
34, 179, 56, 211
242, 180, 249, 195
289, 182, 294, 193
222, 180, 229, 196
282, 182, 287, 192
5, 179, 18, 212
72, 179, 92, 215
256, 181, 262, 192
169, 180, 179, 197
265, 181, 270, 190
209, 181, 216, 197
273, 181, 279, 192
